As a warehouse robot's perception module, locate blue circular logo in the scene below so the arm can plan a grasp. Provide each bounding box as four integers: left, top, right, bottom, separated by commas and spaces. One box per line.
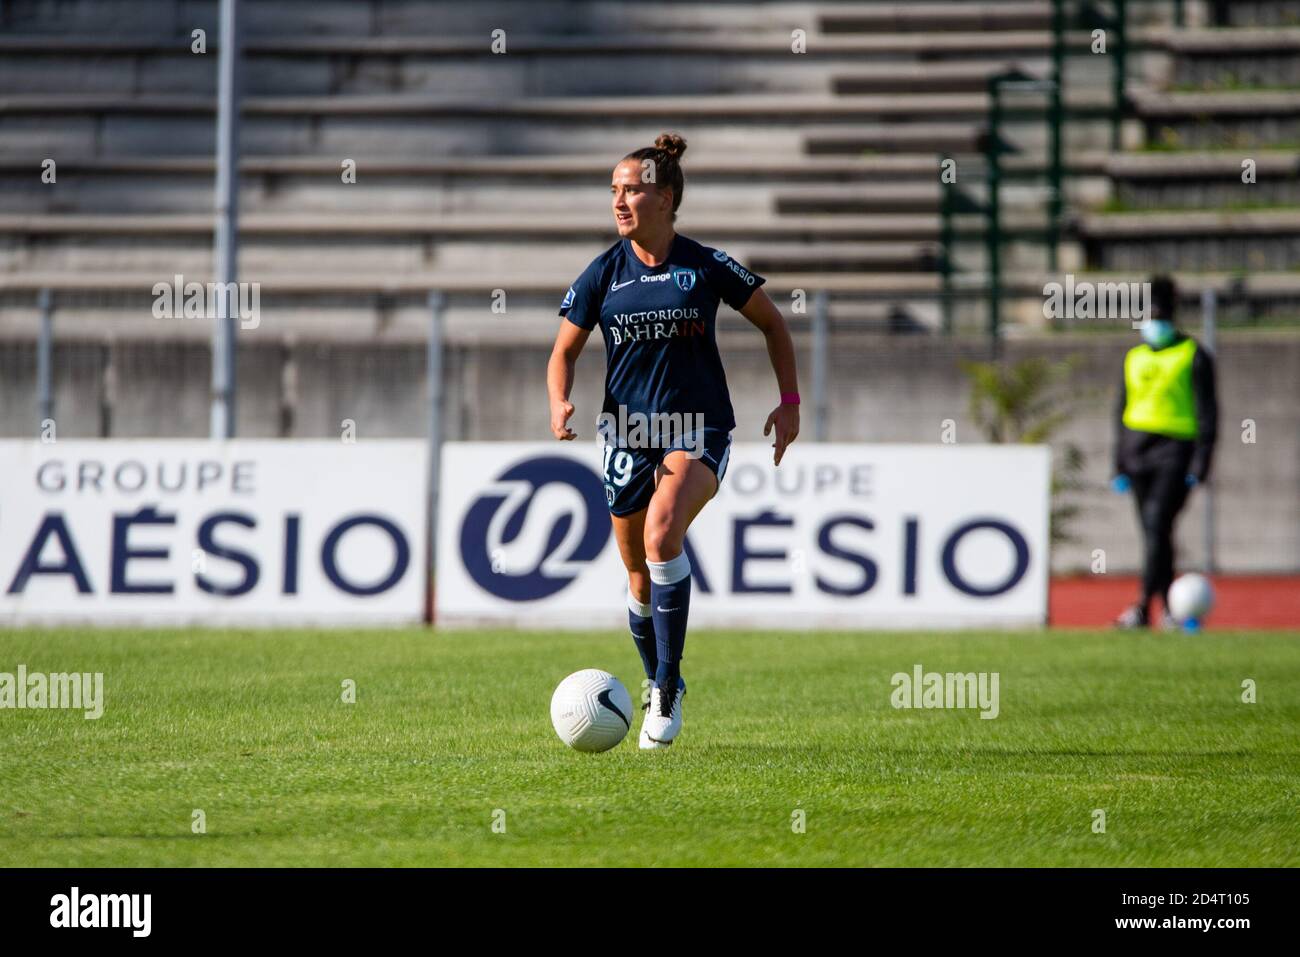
459, 456, 610, 601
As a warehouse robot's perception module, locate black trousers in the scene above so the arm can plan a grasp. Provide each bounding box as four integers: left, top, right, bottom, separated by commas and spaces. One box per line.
1130, 464, 1192, 608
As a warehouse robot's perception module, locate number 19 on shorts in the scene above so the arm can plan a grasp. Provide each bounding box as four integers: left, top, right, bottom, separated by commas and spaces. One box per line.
602, 444, 633, 505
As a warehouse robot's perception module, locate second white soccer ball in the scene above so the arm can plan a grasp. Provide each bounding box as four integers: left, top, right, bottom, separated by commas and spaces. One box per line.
550, 669, 633, 752
1167, 573, 1215, 624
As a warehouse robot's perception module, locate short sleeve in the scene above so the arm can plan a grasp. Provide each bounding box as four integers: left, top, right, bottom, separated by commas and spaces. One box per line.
702, 248, 766, 311
558, 258, 605, 331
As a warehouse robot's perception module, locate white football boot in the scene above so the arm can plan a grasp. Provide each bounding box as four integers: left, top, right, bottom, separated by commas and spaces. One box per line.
639, 678, 685, 750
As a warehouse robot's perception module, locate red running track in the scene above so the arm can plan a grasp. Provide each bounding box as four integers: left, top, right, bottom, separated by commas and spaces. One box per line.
1050, 575, 1300, 629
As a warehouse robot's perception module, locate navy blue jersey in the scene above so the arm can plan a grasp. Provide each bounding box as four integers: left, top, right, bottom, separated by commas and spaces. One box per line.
558, 234, 764, 433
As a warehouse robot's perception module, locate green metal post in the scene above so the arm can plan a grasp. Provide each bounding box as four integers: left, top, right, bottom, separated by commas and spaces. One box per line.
985, 80, 1003, 357
1048, 0, 1064, 270
1111, 0, 1128, 151
939, 155, 954, 335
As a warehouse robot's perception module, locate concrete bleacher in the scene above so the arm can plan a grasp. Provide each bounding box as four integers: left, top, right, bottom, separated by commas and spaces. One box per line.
0, 90, 1119, 162
0, 0, 1112, 345
1132, 89, 1300, 148
1076, 20, 1300, 306
1165, 27, 1300, 87
0, 36, 1077, 98
0, 0, 1175, 36
1106, 152, 1300, 207
0, 0, 1296, 342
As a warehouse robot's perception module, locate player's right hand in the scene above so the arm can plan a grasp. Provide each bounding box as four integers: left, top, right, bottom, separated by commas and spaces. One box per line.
550, 399, 576, 440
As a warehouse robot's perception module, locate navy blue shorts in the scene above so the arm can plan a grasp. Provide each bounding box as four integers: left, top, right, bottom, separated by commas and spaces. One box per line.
600, 428, 733, 517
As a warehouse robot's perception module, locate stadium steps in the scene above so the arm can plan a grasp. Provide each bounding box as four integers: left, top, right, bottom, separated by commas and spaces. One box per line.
1079, 18, 1300, 282
1166, 28, 1300, 87
1078, 209, 1300, 271
767, 186, 1053, 261
0, 31, 1143, 105
0, 153, 1111, 177
1205, 1, 1300, 28
0, 154, 952, 214
0, 0, 820, 36
5, 1, 1281, 341
0, 0, 1181, 36
1132, 89, 1300, 148
15, 1, 1103, 38
0, 0, 1173, 47
818, 2, 1052, 33
830, 62, 1047, 95
738, 242, 942, 273
0, 211, 1049, 278
0, 92, 1120, 159
789, 28, 1167, 55
0, 31, 1165, 55
0, 154, 954, 178
0, 90, 1121, 120
1134, 89, 1300, 118
790, 300, 934, 332
774, 184, 966, 214
0, 179, 899, 218
0, 153, 1108, 216
801, 123, 1110, 156
0, 35, 1091, 98
805, 123, 978, 157
819, 1, 1184, 33
1104, 151, 1300, 209
0, 209, 1049, 243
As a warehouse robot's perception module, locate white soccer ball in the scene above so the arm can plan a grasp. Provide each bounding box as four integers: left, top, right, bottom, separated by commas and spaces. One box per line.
550, 670, 633, 752
1168, 573, 1215, 624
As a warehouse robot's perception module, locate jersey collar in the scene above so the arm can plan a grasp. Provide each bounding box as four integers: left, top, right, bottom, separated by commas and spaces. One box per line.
622, 233, 680, 273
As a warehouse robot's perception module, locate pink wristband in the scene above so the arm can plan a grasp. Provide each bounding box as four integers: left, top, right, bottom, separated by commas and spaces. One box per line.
780, 392, 800, 406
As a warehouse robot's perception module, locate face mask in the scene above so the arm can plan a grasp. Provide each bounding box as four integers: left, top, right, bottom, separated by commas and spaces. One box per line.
1140, 318, 1175, 348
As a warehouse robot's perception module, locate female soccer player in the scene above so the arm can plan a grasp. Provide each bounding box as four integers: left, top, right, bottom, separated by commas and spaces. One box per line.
546, 132, 801, 749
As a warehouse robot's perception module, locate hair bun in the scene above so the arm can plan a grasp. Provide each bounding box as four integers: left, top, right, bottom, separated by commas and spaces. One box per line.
655, 132, 687, 159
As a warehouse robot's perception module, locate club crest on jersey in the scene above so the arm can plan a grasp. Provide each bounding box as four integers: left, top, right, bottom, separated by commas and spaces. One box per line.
673, 268, 696, 292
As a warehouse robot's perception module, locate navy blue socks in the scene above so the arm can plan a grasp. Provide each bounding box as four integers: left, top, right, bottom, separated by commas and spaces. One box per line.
648, 551, 692, 705
627, 587, 658, 682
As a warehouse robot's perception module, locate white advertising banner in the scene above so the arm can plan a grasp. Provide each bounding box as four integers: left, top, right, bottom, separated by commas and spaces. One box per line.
438, 442, 1050, 629
0, 441, 427, 625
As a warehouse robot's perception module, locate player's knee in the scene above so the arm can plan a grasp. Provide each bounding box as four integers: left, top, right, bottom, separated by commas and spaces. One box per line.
643, 517, 681, 563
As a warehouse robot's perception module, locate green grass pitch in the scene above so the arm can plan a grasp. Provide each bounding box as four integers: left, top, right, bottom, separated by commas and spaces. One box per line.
1, 627, 1296, 867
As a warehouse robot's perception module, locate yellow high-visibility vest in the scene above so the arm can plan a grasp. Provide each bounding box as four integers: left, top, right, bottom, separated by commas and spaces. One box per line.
1122, 337, 1199, 440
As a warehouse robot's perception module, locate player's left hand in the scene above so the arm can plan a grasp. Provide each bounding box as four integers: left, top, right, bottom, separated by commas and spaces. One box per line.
764, 403, 800, 466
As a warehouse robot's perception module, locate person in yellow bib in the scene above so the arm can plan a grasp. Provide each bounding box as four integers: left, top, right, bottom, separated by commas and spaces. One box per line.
1112, 276, 1218, 629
